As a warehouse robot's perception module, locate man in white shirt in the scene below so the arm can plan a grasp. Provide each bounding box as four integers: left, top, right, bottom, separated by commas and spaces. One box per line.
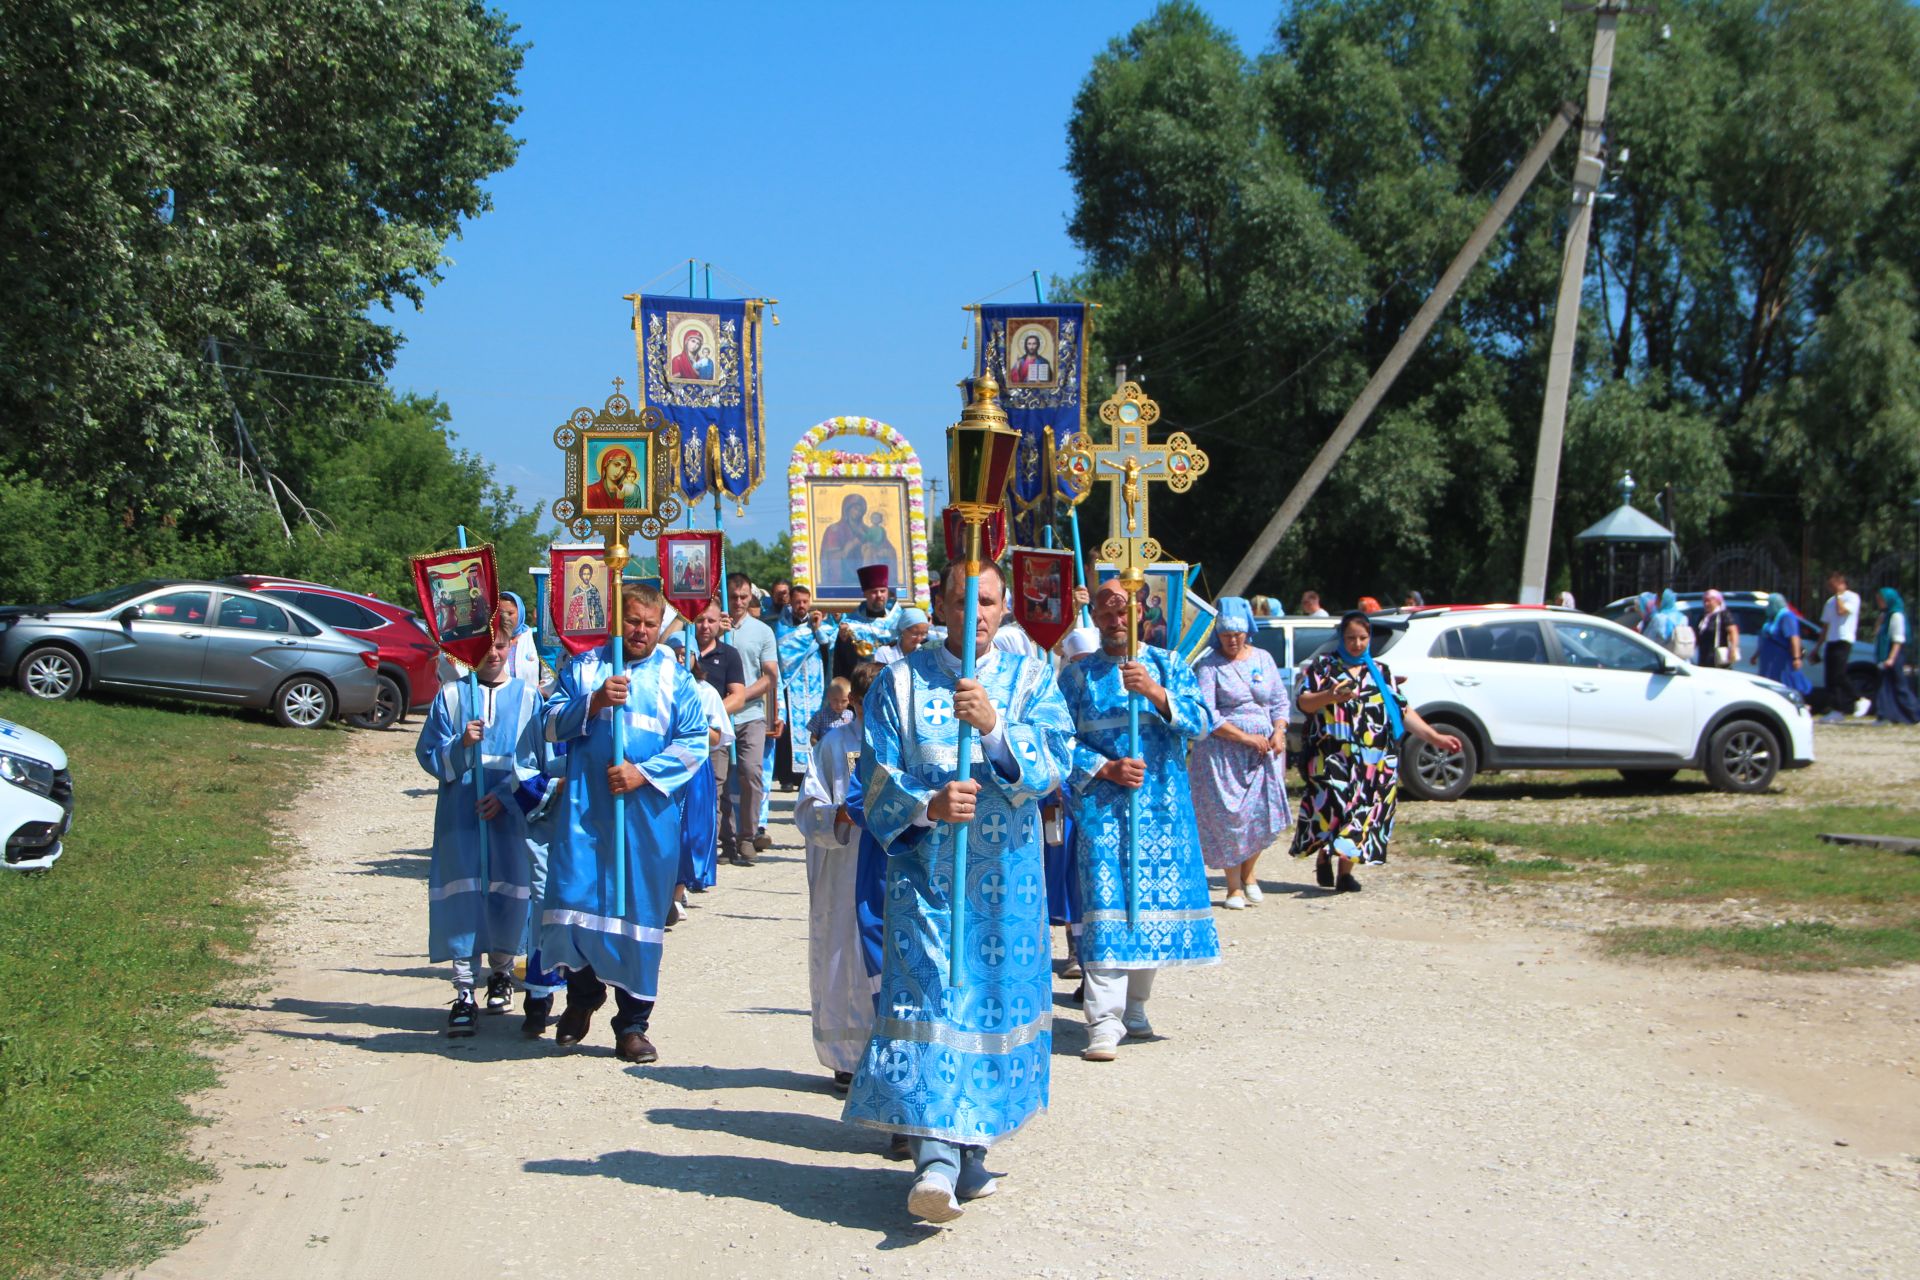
1818, 571, 1862, 722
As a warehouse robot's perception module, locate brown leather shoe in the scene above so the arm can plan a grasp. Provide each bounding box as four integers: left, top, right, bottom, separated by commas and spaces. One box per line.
614, 1031, 658, 1064
554, 1001, 595, 1047
753, 829, 772, 852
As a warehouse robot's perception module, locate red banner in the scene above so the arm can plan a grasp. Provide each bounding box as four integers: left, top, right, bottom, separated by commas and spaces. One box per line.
942, 506, 1007, 564
1010, 547, 1076, 652
548, 545, 612, 657
657, 529, 723, 624
411, 544, 499, 670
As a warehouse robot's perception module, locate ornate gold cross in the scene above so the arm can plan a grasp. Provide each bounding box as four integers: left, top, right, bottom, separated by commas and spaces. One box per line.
1058, 381, 1208, 589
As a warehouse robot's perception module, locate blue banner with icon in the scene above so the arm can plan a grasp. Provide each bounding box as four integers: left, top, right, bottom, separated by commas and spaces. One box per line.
633, 295, 766, 505
972, 302, 1088, 545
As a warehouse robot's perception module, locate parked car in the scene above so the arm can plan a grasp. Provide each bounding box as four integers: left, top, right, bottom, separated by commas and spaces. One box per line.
0, 717, 72, 871
1602, 591, 1878, 706
224, 576, 441, 730
0, 580, 381, 728
1296, 605, 1814, 801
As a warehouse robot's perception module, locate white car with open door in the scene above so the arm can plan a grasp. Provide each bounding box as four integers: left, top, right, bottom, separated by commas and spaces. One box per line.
1345, 606, 1816, 801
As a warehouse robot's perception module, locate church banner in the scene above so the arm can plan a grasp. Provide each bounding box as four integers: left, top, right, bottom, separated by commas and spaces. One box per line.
412, 543, 499, 670
657, 529, 723, 624
1010, 547, 1076, 651
942, 504, 1007, 565
632, 295, 767, 507
548, 545, 612, 658
972, 301, 1089, 545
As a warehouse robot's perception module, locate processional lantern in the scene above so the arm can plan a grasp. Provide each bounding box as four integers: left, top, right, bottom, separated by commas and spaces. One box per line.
940, 372, 1021, 986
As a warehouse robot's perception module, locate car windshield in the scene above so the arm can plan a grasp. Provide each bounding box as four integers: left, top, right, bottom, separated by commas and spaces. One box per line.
63, 580, 170, 610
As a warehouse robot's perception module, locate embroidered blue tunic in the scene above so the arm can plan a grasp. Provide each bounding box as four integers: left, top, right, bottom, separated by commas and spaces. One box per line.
415, 677, 549, 963
841, 645, 1074, 1147
775, 613, 832, 774
540, 644, 708, 1001
1058, 645, 1222, 971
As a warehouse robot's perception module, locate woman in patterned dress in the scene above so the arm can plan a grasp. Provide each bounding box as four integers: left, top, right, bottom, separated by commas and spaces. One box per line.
1290, 611, 1461, 893
1188, 597, 1291, 910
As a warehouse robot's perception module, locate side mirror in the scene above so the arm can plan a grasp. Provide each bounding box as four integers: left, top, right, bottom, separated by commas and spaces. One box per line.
1661, 657, 1689, 676
117, 605, 141, 625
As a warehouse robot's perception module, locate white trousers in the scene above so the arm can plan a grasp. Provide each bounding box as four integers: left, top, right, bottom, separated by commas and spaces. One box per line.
451, 952, 513, 993
1082, 965, 1156, 1035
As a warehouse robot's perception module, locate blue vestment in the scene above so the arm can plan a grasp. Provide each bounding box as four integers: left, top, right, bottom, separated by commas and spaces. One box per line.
776, 613, 832, 775
677, 757, 719, 890
841, 645, 1074, 1147
540, 644, 709, 1001
415, 677, 549, 963
1058, 646, 1222, 970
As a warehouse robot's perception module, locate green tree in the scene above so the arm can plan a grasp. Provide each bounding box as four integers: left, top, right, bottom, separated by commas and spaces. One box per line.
0, 0, 524, 549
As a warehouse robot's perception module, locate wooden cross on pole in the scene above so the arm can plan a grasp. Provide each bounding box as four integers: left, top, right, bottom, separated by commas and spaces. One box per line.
1059, 381, 1208, 589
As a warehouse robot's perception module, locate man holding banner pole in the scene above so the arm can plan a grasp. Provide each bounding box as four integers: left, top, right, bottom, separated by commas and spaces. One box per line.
540, 583, 709, 1064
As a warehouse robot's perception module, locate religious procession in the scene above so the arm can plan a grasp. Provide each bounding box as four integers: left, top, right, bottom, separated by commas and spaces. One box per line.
7, 4, 1920, 1278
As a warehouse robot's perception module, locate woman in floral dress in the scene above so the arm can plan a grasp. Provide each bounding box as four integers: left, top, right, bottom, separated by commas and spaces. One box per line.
1290, 612, 1461, 893
1189, 597, 1290, 910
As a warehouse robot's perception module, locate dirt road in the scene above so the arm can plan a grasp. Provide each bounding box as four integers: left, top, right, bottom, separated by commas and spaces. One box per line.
139, 728, 1920, 1279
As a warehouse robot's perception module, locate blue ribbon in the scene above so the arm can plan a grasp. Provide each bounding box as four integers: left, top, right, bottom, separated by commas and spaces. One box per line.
1342, 647, 1404, 741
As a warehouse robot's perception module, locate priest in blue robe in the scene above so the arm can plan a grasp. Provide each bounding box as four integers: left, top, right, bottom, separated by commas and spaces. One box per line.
1056, 579, 1221, 1062
541, 583, 709, 1065
774, 581, 833, 780
415, 628, 551, 1036
841, 561, 1074, 1224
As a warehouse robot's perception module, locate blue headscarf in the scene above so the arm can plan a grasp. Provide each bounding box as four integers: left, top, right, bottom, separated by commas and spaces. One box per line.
1215, 596, 1254, 634
500, 590, 530, 638
1335, 610, 1403, 740
1877, 587, 1908, 662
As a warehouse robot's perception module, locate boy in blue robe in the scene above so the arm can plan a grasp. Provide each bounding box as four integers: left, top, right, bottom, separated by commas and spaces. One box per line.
541, 584, 709, 1064
841, 561, 1074, 1224
1056, 580, 1221, 1062
415, 629, 550, 1037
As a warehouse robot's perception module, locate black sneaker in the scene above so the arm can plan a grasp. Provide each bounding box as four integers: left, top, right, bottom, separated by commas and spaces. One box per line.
484, 971, 513, 1014
447, 994, 478, 1037
1314, 857, 1335, 888
521, 994, 554, 1039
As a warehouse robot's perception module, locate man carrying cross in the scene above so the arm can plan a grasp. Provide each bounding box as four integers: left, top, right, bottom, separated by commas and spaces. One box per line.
840, 559, 1074, 1224
1056, 579, 1220, 1059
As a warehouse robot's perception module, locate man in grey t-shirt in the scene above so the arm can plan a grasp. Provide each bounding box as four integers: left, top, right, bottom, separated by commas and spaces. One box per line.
723, 572, 780, 864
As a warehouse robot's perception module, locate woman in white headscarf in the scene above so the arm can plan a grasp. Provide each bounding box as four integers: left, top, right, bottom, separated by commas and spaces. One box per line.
497, 591, 551, 693
1188, 597, 1290, 909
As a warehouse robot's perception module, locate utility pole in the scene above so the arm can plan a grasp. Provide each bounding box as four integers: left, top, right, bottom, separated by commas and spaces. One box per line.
1516, 2, 1647, 603
1219, 101, 1579, 597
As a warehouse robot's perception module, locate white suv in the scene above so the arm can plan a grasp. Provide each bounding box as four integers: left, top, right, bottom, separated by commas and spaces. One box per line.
1352, 606, 1816, 801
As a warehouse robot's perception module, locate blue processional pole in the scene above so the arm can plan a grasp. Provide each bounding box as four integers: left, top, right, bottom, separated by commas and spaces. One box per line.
457, 525, 491, 887
607, 521, 629, 917
949, 520, 984, 981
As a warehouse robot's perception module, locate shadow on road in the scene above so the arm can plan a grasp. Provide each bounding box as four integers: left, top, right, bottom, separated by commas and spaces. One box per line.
644, 1106, 881, 1156
346, 852, 431, 880
523, 1149, 937, 1247
637, 1063, 828, 1094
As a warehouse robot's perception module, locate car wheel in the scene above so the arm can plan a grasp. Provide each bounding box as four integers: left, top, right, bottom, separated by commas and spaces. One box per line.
16, 645, 83, 700
274, 677, 335, 729
348, 674, 403, 731
1619, 768, 1680, 785
1401, 724, 1477, 801
1704, 719, 1779, 793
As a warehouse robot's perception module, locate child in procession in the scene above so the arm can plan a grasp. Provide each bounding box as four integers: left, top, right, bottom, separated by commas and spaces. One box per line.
414, 628, 552, 1037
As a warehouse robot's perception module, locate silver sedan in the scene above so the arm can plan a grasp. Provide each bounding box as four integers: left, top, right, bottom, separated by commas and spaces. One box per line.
0, 580, 382, 728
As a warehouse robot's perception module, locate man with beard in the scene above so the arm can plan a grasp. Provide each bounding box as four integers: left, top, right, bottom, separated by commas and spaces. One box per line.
833, 563, 901, 682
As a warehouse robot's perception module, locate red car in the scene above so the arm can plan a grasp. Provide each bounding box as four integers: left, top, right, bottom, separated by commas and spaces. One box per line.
223, 577, 441, 729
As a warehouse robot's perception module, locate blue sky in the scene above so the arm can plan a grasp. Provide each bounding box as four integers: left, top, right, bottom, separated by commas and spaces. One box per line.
386, 1, 1280, 546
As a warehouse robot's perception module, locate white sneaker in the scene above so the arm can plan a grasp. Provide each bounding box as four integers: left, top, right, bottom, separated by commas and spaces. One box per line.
666, 900, 685, 926
1221, 893, 1247, 910
908, 1171, 963, 1223
1242, 881, 1264, 905
1082, 1026, 1123, 1061
1853, 698, 1873, 718
1123, 1001, 1153, 1039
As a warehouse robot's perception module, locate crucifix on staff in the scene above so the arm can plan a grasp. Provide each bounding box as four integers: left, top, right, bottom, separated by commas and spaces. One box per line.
1060, 380, 1208, 925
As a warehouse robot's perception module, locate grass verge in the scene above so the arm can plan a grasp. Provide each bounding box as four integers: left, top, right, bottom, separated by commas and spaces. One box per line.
0, 691, 335, 1279
1404, 803, 1920, 970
